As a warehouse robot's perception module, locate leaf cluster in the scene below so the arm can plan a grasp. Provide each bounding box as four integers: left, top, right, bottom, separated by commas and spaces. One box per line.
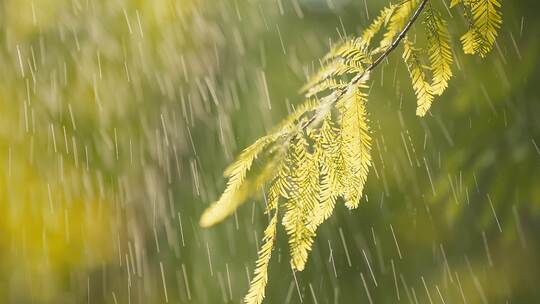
200, 0, 503, 303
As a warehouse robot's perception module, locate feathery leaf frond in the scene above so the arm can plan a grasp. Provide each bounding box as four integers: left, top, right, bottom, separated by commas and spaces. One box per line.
425, 6, 453, 95
301, 38, 369, 95
470, 0, 502, 48
460, 28, 483, 55
361, 4, 397, 48
200, 157, 279, 227
201, 100, 317, 228
403, 37, 434, 116
244, 211, 278, 304
314, 118, 342, 224
282, 136, 320, 271
459, 0, 502, 57
304, 78, 349, 98
324, 37, 367, 63
337, 84, 371, 208
223, 135, 276, 180
380, 0, 418, 48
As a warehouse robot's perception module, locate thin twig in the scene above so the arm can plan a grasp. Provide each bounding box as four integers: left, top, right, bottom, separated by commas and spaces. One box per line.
365, 0, 429, 76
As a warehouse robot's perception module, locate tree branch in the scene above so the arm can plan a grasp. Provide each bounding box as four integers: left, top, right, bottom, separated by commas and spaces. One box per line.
366, 0, 429, 76
300, 0, 429, 130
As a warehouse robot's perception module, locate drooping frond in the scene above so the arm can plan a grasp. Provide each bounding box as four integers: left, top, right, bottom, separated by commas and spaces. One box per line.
201, 99, 319, 227
223, 135, 277, 180
424, 6, 453, 95
459, 0, 502, 57
263, 171, 284, 213
319, 118, 345, 192
200, 131, 282, 227
300, 60, 354, 96
337, 84, 371, 209
200, 159, 279, 227
301, 38, 368, 95
470, 0, 502, 49
282, 136, 320, 271
460, 28, 483, 55
313, 118, 342, 224
304, 78, 349, 98
403, 37, 434, 117
244, 211, 278, 304
360, 4, 397, 49
324, 37, 366, 63
315, 164, 338, 225
273, 99, 319, 132
380, 0, 418, 48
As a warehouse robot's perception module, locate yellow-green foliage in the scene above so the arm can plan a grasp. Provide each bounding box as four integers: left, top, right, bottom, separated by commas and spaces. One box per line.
337, 85, 371, 209
380, 0, 419, 48
301, 38, 367, 96
282, 136, 321, 271
243, 211, 278, 304
199, 100, 318, 228
361, 5, 397, 48
200, 0, 503, 303
452, 0, 503, 57
425, 5, 453, 95
403, 37, 434, 116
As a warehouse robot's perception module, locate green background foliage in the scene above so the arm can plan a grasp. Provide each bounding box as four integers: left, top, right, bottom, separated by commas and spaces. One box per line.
0, 0, 539, 303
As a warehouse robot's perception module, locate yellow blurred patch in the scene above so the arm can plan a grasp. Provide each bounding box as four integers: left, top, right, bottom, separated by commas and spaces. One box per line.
0, 88, 117, 301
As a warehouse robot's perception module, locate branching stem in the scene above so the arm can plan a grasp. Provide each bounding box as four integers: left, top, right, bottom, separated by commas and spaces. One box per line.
299, 0, 429, 131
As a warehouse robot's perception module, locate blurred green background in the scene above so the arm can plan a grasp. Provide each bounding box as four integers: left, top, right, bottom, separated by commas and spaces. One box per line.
1, 0, 539, 303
